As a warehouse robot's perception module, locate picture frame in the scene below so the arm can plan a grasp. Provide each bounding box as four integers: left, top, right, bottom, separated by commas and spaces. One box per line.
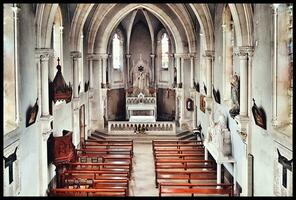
26, 98, 39, 127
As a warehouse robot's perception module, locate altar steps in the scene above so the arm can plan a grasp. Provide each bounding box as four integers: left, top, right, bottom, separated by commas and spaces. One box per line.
88, 129, 196, 144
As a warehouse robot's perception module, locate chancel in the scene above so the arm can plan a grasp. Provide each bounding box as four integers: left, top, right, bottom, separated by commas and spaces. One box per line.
3, 3, 293, 197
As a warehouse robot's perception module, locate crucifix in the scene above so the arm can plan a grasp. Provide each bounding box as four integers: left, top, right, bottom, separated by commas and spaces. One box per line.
3, 147, 18, 184
277, 148, 293, 188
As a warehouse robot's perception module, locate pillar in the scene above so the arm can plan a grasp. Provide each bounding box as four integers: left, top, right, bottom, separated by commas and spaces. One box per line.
102, 54, 108, 87
70, 51, 81, 146
150, 54, 155, 84
205, 51, 214, 98
204, 50, 214, 112
239, 53, 248, 116
180, 56, 184, 88
126, 54, 131, 86
272, 4, 279, 126
190, 55, 195, 88
40, 54, 50, 116
175, 55, 181, 87
89, 58, 93, 89
71, 51, 81, 98
36, 48, 53, 195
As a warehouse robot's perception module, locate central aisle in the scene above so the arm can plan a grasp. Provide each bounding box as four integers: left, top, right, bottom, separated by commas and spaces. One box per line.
129, 142, 158, 196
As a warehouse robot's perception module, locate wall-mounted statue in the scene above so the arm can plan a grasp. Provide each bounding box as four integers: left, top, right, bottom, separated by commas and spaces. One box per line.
229, 74, 240, 118
206, 111, 232, 157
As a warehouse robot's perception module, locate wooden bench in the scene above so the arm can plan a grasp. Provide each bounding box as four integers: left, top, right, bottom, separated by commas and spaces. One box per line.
154, 153, 205, 159
49, 188, 127, 197
76, 148, 133, 156
62, 170, 129, 180
155, 159, 214, 171
67, 163, 131, 178
82, 143, 133, 156
159, 183, 234, 197
155, 171, 217, 187
153, 149, 205, 155
152, 140, 202, 144
64, 178, 129, 195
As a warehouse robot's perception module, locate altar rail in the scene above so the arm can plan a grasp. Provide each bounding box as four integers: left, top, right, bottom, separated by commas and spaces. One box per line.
108, 121, 176, 134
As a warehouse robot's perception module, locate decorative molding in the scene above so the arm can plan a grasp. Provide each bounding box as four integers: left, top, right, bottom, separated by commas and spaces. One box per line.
70, 51, 82, 58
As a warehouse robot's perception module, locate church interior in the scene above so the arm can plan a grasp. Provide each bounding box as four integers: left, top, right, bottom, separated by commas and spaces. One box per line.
3, 3, 293, 196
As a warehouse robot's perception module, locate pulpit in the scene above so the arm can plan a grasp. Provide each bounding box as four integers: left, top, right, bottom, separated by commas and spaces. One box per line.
51, 130, 76, 187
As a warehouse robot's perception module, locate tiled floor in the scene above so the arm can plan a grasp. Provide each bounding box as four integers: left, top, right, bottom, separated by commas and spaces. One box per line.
129, 142, 158, 196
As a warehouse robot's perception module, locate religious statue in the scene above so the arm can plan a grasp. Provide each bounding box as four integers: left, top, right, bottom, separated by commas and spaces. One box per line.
132, 54, 150, 95
229, 74, 240, 118
206, 111, 232, 157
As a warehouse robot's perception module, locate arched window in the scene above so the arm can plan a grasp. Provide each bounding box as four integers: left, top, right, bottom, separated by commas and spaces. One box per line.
4, 4, 19, 134
52, 7, 63, 75
112, 33, 123, 69
161, 33, 169, 69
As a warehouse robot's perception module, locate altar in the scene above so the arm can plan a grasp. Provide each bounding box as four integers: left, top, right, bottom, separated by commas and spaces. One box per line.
126, 54, 157, 123
126, 93, 156, 122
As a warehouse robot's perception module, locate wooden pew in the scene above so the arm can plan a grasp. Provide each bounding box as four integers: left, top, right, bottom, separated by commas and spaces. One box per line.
153, 149, 205, 155
67, 162, 130, 171
155, 159, 214, 171
155, 170, 217, 187
64, 178, 129, 196
84, 144, 133, 156
49, 188, 127, 197
159, 183, 234, 197
152, 140, 202, 144
154, 153, 205, 160
76, 148, 133, 156
67, 162, 131, 178
62, 170, 129, 180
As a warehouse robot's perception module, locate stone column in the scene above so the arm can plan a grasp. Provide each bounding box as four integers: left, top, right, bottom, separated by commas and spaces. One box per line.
150, 54, 155, 84
175, 55, 181, 87
88, 57, 94, 89
102, 54, 108, 88
40, 54, 50, 116
239, 53, 248, 116
205, 51, 214, 98
190, 54, 195, 88
126, 54, 131, 86
204, 50, 214, 112
70, 51, 81, 146
71, 51, 81, 98
180, 56, 184, 88
39, 131, 51, 195
36, 48, 53, 195
272, 4, 280, 127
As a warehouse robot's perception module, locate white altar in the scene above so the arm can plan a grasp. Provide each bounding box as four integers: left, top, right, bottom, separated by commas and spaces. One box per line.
126, 93, 156, 122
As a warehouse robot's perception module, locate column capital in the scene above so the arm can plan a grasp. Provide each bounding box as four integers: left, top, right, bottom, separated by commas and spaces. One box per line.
234, 46, 254, 58
86, 53, 95, 60
35, 48, 54, 60
70, 51, 82, 59
204, 50, 215, 58
150, 54, 155, 58
271, 4, 280, 13
126, 54, 131, 58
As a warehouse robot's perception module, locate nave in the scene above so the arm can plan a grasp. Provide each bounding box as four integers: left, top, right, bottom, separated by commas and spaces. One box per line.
47, 129, 234, 197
